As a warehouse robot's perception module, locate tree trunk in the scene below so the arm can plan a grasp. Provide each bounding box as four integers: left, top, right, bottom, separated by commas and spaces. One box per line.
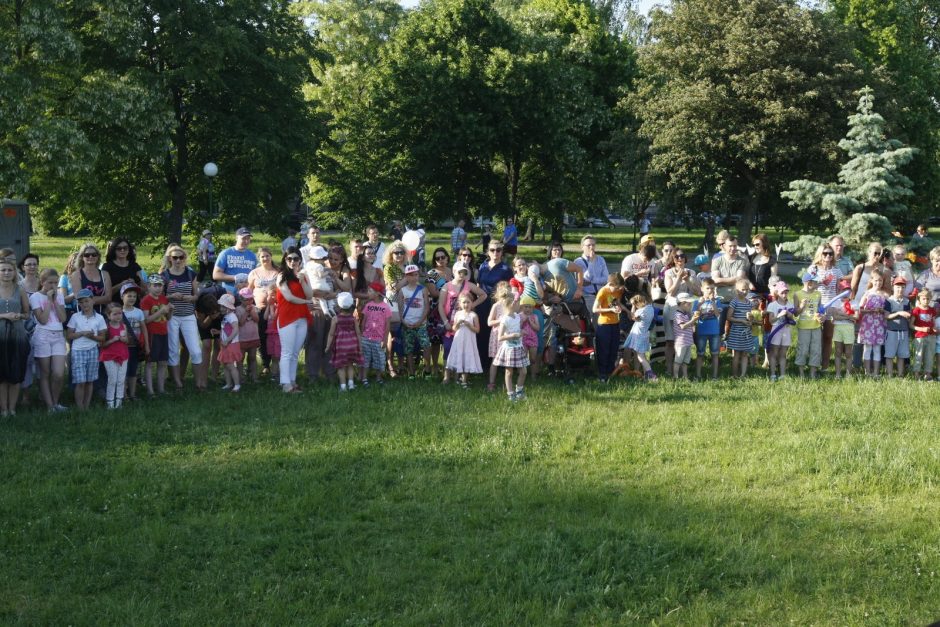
739, 189, 757, 243
165, 88, 188, 245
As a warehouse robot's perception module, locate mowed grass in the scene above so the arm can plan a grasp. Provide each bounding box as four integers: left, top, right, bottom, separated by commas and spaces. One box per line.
2, 375, 940, 624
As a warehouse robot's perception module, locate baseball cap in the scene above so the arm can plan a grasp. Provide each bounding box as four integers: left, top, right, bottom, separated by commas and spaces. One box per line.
337, 292, 354, 309
452, 261, 468, 274
235, 227, 251, 237
693, 254, 710, 266
202, 229, 212, 236
218, 294, 236, 310
120, 283, 141, 296
802, 272, 818, 283
76, 288, 94, 300
773, 280, 789, 294
405, 264, 419, 274
234, 273, 249, 285
892, 276, 907, 285
148, 274, 165, 285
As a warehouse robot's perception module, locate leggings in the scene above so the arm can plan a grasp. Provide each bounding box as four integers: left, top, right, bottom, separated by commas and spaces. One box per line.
862, 343, 882, 362
103, 360, 128, 406
279, 318, 308, 387
168, 314, 203, 366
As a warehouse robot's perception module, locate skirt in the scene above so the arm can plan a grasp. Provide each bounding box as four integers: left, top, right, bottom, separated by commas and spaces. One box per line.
726, 324, 753, 351
218, 342, 243, 364
493, 342, 530, 368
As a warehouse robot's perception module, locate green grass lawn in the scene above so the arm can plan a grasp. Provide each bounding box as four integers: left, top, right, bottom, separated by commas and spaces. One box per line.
6, 232, 935, 624
2, 376, 939, 624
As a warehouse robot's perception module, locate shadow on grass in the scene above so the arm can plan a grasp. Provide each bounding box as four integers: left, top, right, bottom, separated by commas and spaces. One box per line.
2, 406, 938, 624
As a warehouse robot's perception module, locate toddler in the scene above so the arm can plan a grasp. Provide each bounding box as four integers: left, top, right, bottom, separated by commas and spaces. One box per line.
237, 287, 261, 383
305, 246, 336, 317
444, 293, 483, 388
328, 292, 363, 391
216, 294, 242, 392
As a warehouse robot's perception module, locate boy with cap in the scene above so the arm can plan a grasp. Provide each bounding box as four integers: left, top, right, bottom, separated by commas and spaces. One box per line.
141, 274, 171, 395
66, 289, 107, 410
396, 264, 431, 379
793, 272, 823, 378
120, 283, 148, 401
884, 276, 912, 377
672, 292, 697, 379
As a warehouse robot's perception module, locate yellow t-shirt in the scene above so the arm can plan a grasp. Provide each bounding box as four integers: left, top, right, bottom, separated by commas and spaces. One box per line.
596, 285, 624, 326
796, 289, 822, 330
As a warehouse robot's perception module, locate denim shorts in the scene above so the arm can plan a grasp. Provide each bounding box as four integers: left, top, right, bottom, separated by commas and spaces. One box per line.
695, 333, 720, 355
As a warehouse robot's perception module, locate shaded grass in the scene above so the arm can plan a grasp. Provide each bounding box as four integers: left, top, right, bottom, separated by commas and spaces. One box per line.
1, 376, 938, 624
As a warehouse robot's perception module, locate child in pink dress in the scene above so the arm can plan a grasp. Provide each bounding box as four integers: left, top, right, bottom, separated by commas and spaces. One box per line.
856, 273, 889, 377
328, 292, 363, 392
217, 294, 242, 392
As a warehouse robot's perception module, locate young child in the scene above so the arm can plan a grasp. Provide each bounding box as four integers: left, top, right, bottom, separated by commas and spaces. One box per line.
216, 294, 242, 392
492, 291, 530, 400
766, 281, 795, 381
856, 272, 889, 377
828, 278, 856, 378
120, 284, 148, 402
305, 247, 336, 317
884, 276, 911, 377
141, 275, 170, 396
264, 284, 281, 381
444, 293, 483, 387
66, 289, 107, 410
693, 278, 723, 380
593, 273, 625, 382
486, 281, 511, 391
328, 292, 363, 391
510, 257, 528, 296
519, 295, 540, 380
891, 244, 915, 298
359, 288, 392, 386
98, 303, 130, 409
237, 287, 260, 383
793, 272, 823, 378
30, 269, 68, 412
397, 264, 431, 379
671, 293, 697, 379
911, 289, 936, 380
748, 293, 765, 368
725, 279, 754, 378
623, 292, 657, 381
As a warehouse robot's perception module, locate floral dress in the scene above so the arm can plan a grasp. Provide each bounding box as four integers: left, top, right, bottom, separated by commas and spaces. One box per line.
856, 292, 887, 346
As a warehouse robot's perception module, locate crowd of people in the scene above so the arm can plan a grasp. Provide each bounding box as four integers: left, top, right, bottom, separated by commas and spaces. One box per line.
2, 221, 940, 415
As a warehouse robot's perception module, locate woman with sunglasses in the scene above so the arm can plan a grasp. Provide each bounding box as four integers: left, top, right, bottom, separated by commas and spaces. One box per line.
662, 248, 700, 376
102, 237, 144, 304
69, 243, 112, 314
382, 241, 410, 376
476, 242, 512, 369
276, 247, 314, 393
159, 244, 206, 390
456, 247, 478, 284
746, 234, 778, 299
807, 242, 842, 370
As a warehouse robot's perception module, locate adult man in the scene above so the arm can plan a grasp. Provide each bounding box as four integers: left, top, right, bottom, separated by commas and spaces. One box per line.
213, 227, 257, 294
364, 224, 386, 269
502, 217, 519, 255
638, 212, 651, 238
299, 224, 322, 264
573, 235, 608, 314
347, 238, 364, 270
281, 229, 298, 254
196, 229, 215, 284
451, 219, 468, 256
830, 235, 854, 276
711, 237, 750, 302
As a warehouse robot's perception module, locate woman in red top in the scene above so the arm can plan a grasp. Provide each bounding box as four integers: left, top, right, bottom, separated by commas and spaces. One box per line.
276, 247, 313, 393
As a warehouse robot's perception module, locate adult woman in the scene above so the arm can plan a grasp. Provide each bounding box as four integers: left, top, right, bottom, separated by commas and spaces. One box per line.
915, 246, 940, 308
456, 247, 478, 284
429, 247, 454, 284
69, 242, 112, 314
574, 235, 609, 314
0, 259, 30, 416
807, 242, 843, 370
159, 244, 205, 390
439, 261, 487, 362
425, 247, 453, 375
276, 247, 314, 393
248, 247, 280, 373
747, 233, 778, 298
661, 247, 700, 376
475, 239, 512, 369
18, 253, 40, 295
382, 241, 409, 375
102, 237, 145, 303
649, 240, 676, 291
850, 242, 889, 307
353, 246, 385, 305
305, 244, 352, 382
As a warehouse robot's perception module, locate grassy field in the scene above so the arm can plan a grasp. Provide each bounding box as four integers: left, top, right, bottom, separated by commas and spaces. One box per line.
5, 231, 937, 624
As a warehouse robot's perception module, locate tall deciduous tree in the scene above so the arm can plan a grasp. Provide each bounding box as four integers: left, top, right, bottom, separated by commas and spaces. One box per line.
635, 0, 859, 241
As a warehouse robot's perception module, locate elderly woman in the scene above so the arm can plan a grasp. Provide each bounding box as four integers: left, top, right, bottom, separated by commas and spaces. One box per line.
159, 244, 205, 390
915, 246, 940, 308
475, 239, 512, 369
70, 243, 112, 314
103, 237, 145, 304
807, 242, 842, 370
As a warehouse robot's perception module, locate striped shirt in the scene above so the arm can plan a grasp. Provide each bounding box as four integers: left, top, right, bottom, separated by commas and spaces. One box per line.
673, 310, 693, 349
162, 268, 197, 317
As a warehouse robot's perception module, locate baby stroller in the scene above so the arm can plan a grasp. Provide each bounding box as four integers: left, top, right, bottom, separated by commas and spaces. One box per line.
549, 300, 596, 383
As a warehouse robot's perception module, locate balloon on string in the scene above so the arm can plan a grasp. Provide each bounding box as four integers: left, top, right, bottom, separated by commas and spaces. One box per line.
402, 230, 421, 252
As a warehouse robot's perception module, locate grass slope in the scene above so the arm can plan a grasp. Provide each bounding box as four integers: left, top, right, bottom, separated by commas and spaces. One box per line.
1, 377, 938, 624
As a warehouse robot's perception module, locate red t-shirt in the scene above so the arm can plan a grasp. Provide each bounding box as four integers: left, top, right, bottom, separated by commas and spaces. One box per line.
276, 279, 313, 328
140, 294, 169, 336
912, 306, 937, 338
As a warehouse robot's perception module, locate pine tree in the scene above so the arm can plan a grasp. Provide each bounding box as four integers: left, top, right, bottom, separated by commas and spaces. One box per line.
782, 86, 917, 225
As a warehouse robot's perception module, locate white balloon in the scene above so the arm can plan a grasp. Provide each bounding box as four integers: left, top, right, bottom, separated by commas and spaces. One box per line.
402, 230, 421, 252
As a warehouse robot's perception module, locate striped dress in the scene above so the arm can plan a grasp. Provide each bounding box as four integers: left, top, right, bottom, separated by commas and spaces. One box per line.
330, 312, 363, 368
726, 298, 754, 351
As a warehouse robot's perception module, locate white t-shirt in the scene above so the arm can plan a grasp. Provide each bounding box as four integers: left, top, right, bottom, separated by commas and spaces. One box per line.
620, 253, 649, 277
67, 311, 107, 351
29, 291, 65, 332
400, 284, 425, 325
123, 307, 146, 344
369, 241, 386, 269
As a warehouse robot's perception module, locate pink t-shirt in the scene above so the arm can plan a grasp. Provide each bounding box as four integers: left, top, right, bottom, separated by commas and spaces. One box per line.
360, 301, 392, 342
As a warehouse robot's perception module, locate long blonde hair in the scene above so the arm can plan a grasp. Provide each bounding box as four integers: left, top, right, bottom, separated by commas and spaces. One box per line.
159, 243, 188, 274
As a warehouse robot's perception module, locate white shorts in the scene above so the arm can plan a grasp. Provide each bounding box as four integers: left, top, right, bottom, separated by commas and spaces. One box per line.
31, 328, 67, 358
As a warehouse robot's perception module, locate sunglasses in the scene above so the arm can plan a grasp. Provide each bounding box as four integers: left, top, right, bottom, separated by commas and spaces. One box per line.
489, 248, 503, 253
460, 253, 471, 257
675, 254, 687, 259
286, 256, 301, 262
83, 252, 99, 258
171, 255, 185, 260
393, 251, 405, 256
435, 255, 448, 261
822, 251, 834, 256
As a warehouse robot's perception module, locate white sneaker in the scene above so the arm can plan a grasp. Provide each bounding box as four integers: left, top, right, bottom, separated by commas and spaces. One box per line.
769, 375, 777, 382
339, 383, 347, 392
347, 381, 355, 390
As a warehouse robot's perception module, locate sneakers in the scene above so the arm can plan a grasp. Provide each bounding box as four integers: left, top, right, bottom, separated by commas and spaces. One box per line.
644, 370, 658, 381
347, 380, 355, 391
514, 387, 526, 400
769, 374, 777, 382
361, 379, 370, 387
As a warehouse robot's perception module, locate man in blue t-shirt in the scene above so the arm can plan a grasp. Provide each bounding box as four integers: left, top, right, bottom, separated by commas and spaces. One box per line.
213, 227, 258, 294
502, 217, 519, 255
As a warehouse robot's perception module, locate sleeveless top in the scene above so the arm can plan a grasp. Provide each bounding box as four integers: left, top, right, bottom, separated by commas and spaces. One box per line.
0, 284, 26, 319
162, 268, 197, 317
79, 268, 106, 312
276, 278, 312, 328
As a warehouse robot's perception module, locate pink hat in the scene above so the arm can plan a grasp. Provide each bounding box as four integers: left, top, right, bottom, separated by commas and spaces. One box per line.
218, 294, 236, 310
404, 264, 419, 274
773, 280, 789, 294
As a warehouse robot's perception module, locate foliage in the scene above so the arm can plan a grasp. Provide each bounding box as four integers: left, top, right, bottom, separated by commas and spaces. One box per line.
780, 234, 828, 260
634, 0, 859, 241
